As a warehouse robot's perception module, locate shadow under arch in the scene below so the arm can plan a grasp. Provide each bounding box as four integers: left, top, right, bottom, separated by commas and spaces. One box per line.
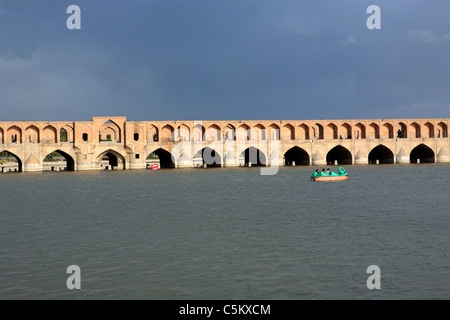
43, 149, 76, 171
147, 148, 175, 168
195, 147, 222, 168
326, 146, 352, 165
97, 149, 126, 170
284, 146, 310, 166
368, 145, 394, 164
240, 147, 267, 166
410, 144, 435, 163
0, 150, 22, 172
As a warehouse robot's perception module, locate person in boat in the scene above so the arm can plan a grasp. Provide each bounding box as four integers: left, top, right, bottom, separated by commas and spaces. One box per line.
326, 168, 331, 175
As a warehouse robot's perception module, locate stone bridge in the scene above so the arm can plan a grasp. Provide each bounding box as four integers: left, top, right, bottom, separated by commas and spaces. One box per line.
0, 116, 449, 172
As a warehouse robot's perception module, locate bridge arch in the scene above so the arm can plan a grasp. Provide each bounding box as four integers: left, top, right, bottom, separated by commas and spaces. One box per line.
398, 122, 407, 138
60, 125, 74, 143
96, 149, 126, 170
237, 124, 250, 141
325, 123, 338, 139
7, 125, 22, 144
42, 125, 57, 143
176, 124, 190, 141
368, 145, 394, 164
206, 124, 221, 141
281, 124, 295, 140
437, 122, 448, 138
423, 122, 434, 138
0, 150, 23, 172
0, 127, 3, 144
313, 123, 324, 139
194, 123, 206, 141
284, 146, 310, 166
43, 149, 75, 171
354, 123, 366, 139
161, 124, 175, 142
410, 144, 435, 163
147, 125, 159, 142
147, 148, 175, 168
368, 123, 380, 139
224, 124, 236, 140
252, 124, 266, 141
240, 147, 267, 166
25, 125, 40, 143
195, 147, 222, 167
297, 124, 309, 140
326, 145, 352, 165
410, 122, 421, 138
341, 123, 352, 139
381, 123, 394, 139
268, 123, 280, 140
100, 120, 121, 142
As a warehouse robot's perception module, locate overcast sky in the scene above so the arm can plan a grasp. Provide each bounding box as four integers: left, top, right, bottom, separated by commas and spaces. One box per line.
0, 0, 449, 121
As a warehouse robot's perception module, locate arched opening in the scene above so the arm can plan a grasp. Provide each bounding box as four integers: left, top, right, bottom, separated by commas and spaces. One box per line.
147, 125, 159, 142
355, 123, 366, 139
240, 147, 267, 167
224, 124, 236, 141
424, 122, 434, 138
410, 122, 421, 138
381, 123, 394, 139
368, 145, 394, 164
194, 124, 206, 141
42, 125, 57, 143
194, 147, 222, 168
25, 125, 39, 143
326, 146, 352, 165
410, 144, 435, 163
237, 124, 250, 141
284, 147, 310, 166
252, 124, 266, 141
0, 128, 3, 144
313, 123, 324, 139
368, 123, 380, 139
437, 122, 448, 138
98, 150, 126, 170
398, 122, 407, 138
0, 150, 22, 172
177, 124, 190, 141
60, 125, 73, 143
147, 148, 175, 168
281, 124, 295, 140
341, 123, 352, 139
206, 124, 221, 141
7, 126, 22, 144
297, 124, 309, 140
325, 123, 338, 139
43, 150, 75, 171
99, 120, 121, 143
60, 128, 68, 142
268, 124, 280, 140
161, 125, 175, 142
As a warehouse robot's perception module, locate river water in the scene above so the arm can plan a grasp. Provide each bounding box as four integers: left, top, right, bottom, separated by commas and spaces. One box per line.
0, 164, 449, 299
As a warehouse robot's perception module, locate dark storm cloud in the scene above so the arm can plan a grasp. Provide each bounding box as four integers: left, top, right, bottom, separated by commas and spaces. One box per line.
0, 0, 449, 121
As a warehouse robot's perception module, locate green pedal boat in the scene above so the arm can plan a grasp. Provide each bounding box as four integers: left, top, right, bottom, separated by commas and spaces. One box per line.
311, 167, 349, 181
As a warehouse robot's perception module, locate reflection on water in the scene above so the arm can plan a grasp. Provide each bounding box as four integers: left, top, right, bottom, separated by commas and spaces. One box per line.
0, 164, 449, 299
